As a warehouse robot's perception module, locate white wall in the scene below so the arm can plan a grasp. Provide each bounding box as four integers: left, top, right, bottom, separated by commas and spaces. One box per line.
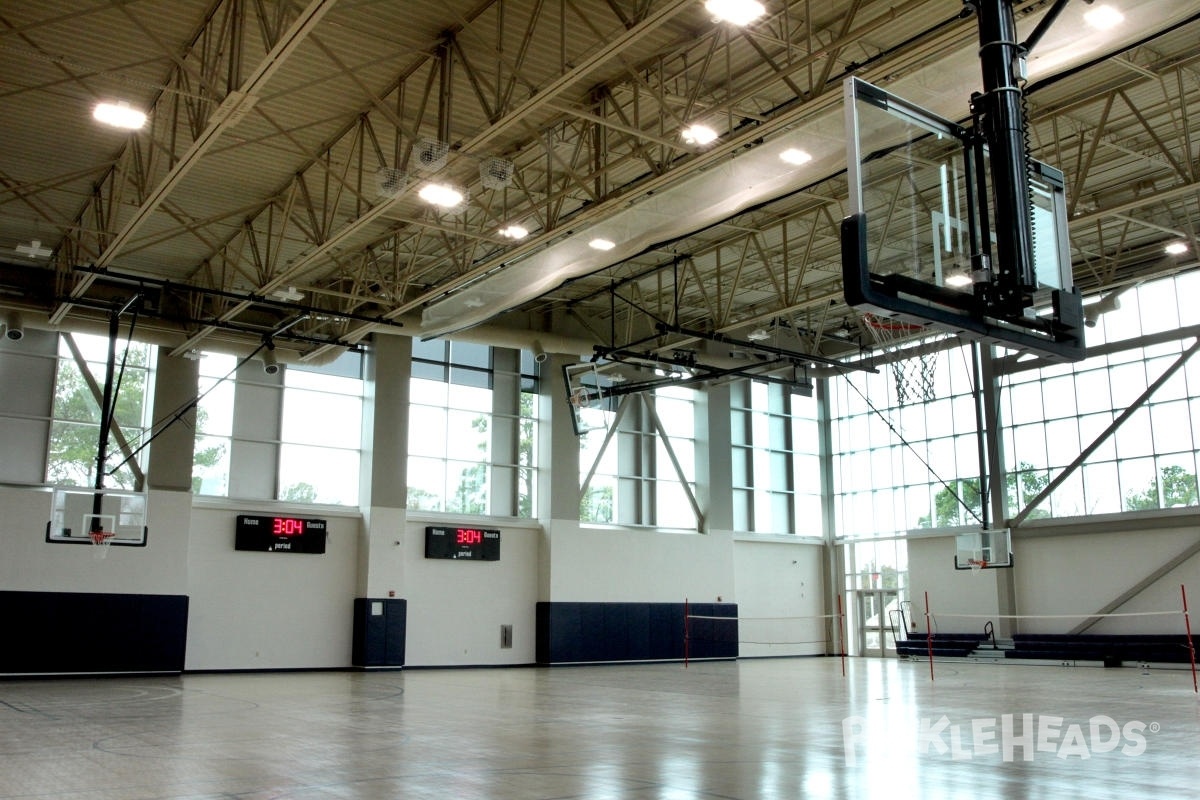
185, 505, 360, 670
905, 522, 1200, 638
0, 486, 189, 595
732, 536, 826, 656
544, 521, 734, 602
1015, 524, 1200, 635
399, 518, 541, 666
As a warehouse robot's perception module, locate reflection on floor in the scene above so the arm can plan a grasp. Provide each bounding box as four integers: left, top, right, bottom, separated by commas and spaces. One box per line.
2, 658, 1198, 799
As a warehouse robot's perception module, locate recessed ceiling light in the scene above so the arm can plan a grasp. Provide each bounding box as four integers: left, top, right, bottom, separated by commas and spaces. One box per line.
704, 0, 766, 26
418, 182, 464, 208
93, 101, 146, 130
499, 224, 529, 239
1165, 241, 1189, 255
589, 238, 616, 251
779, 148, 812, 165
1083, 5, 1124, 30
681, 124, 718, 146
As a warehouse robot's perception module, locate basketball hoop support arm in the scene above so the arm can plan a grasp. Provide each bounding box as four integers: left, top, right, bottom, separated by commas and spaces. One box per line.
91, 294, 140, 531
971, 0, 1036, 313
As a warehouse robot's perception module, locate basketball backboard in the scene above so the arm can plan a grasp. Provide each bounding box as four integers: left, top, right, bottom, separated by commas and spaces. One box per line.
46, 487, 148, 547
563, 362, 621, 436
953, 528, 1012, 570
842, 77, 1084, 361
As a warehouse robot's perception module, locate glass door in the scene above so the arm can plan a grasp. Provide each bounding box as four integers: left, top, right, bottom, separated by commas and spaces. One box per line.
858, 589, 900, 657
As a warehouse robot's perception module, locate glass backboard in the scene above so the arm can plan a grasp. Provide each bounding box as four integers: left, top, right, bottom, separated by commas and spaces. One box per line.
843, 77, 1084, 361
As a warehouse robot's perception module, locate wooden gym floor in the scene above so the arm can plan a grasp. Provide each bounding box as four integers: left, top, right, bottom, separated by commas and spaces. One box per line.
2, 658, 1198, 799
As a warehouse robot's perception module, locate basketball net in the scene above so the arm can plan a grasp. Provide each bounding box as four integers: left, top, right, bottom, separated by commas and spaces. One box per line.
864, 314, 937, 405
89, 529, 115, 560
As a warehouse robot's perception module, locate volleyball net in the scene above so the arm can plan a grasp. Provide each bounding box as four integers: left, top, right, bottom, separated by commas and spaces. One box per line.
684, 596, 848, 672
909, 585, 1199, 691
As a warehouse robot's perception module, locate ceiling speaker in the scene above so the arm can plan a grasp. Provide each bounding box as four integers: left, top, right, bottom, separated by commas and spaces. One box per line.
411, 137, 449, 173
479, 157, 514, 189
375, 167, 407, 198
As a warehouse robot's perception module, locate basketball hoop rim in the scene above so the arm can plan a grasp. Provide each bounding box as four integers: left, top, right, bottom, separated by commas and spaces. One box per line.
864, 314, 925, 335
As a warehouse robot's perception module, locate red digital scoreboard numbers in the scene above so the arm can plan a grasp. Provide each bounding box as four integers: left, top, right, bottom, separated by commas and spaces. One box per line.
235, 514, 327, 554
425, 526, 500, 561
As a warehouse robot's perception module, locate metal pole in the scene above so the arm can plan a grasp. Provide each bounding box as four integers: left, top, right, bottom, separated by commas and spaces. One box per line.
837, 593, 846, 677
925, 590, 935, 682
1182, 585, 1197, 694
90, 310, 121, 530
974, 0, 1035, 312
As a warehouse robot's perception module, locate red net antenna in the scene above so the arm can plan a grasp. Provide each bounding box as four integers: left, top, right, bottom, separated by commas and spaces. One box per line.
864, 314, 937, 406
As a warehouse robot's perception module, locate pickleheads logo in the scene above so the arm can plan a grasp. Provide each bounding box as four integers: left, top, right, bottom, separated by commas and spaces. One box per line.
842, 714, 1156, 765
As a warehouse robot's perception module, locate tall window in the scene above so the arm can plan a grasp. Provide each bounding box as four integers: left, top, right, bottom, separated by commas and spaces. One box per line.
830, 342, 980, 537
731, 380, 821, 534
579, 385, 699, 529
1001, 270, 1200, 518
407, 341, 538, 517
280, 353, 363, 505
48, 332, 155, 489
193, 352, 235, 495
192, 349, 364, 505
828, 270, 1200, 538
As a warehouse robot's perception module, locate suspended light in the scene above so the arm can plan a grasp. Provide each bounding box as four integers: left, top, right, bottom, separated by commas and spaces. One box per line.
779, 148, 812, 165
1165, 241, 1189, 256
589, 238, 616, 251
93, 101, 147, 130
681, 124, 718, 146
1084, 5, 1124, 30
704, 0, 766, 26
418, 182, 464, 208
499, 224, 529, 239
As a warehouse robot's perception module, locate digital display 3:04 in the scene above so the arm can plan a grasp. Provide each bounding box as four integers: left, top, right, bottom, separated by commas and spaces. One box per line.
235, 514, 327, 554
425, 526, 500, 561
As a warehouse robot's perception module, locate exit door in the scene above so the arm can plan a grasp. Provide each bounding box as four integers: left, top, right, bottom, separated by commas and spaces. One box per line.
858, 589, 900, 657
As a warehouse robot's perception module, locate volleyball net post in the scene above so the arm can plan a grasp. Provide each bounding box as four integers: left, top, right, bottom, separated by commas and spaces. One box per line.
1181, 584, 1197, 694
837, 593, 846, 677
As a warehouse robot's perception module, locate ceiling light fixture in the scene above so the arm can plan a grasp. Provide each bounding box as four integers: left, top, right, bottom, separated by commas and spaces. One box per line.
93, 101, 147, 130
499, 224, 529, 240
681, 124, 718, 146
589, 238, 616, 251
747, 327, 771, 341
14, 239, 52, 259
1165, 241, 1189, 256
1083, 5, 1124, 30
418, 182, 464, 208
704, 0, 766, 26
944, 271, 973, 288
270, 286, 305, 302
779, 148, 812, 165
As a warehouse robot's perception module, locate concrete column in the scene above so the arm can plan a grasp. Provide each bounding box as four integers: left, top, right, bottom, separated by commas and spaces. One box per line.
358, 334, 411, 598
698, 381, 733, 533
147, 351, 199, 492
540, 354, 581, 523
